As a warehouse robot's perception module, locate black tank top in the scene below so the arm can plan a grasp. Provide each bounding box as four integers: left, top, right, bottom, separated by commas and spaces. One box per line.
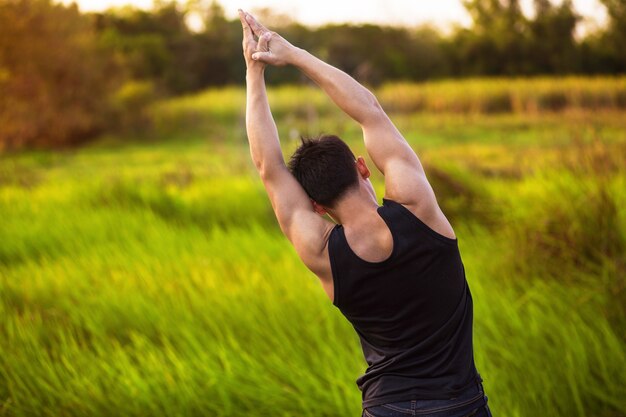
328, 199, 479, 408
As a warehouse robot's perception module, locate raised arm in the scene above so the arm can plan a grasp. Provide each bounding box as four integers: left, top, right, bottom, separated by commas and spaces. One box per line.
290, 50, 424, 180
239, 11, 334, 292
244, 12, 454, 238
244, 31, 283, 179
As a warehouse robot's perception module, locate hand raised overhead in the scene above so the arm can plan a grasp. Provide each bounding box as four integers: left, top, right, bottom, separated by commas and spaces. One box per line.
238, 9, 267, 69
238, 10, 299, 68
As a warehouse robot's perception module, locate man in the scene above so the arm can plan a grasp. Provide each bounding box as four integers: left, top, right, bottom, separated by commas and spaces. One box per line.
238, 9, 492, 417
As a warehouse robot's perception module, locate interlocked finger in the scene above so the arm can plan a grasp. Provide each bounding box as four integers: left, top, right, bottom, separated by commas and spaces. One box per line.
257, 32, 272, 53
245, 12, 269, 37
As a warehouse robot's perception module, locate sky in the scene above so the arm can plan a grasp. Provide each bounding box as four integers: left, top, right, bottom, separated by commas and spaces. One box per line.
64, 0, 609, 33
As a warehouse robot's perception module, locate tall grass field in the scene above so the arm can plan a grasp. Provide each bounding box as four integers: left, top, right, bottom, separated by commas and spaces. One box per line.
1, 78, 625, 417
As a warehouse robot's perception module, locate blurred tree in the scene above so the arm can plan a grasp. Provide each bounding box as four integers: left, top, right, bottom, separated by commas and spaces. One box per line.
577, 0, 625, 74
598, 0, 626, 71
451, 0, 586, 76
2, 0, 625, 150
95, 1, 247, 91
314, 24, 446, 85
454, 0, 529, 75
0, 0, 114, 149
527, 0, 580, 74
65, 0, 626, 95
407, 26, 450, 80
95, 2, 190, 92
200, 1, 245, 86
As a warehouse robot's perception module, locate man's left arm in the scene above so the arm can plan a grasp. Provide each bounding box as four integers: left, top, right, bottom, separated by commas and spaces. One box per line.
240, 11, 333, 280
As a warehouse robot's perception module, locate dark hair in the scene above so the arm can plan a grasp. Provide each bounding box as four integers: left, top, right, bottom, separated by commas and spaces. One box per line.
288, 135, 358, 207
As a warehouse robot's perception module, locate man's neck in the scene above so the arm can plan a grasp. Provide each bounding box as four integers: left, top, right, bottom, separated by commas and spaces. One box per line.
327, 188, 379, 227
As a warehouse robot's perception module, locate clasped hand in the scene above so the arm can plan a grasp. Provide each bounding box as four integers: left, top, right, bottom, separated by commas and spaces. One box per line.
238, 9, 297, 69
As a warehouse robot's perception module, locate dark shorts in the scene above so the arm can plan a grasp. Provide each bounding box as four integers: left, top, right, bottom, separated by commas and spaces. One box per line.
362, 380, 492, 417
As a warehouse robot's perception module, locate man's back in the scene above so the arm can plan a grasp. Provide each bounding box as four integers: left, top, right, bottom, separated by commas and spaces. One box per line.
329, 199, 478, 408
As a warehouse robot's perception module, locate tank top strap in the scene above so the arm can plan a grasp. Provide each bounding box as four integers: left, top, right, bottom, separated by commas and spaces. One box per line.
381, 198, 458, 246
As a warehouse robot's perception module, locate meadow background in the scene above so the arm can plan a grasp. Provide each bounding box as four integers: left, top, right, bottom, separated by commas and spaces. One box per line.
1, 1, 626, 417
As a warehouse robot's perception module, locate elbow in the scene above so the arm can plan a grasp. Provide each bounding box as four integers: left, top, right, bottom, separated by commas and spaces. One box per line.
369, 91, 385, 114
251, 156, 263, 173
358, 90, 385, 124
253, 159, 271, 180
249, 148, 269, 178
361, 91, 385, 124
249, 146, 286, 180
367, 90, 381, 108
257, 165, 272, 182
255, 160, 283, 182
249, 152, 267, 178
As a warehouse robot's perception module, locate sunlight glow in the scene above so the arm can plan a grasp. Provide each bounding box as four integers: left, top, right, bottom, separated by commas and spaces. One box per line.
64, 0, 608, 31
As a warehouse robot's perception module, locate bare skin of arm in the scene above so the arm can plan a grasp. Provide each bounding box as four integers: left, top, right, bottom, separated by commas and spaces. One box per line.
238, 11, 335, 298
244, 12, 455, 239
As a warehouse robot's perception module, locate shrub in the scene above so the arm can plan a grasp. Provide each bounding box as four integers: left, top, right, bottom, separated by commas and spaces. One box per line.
0, 0, 115, 149
108, 81, 159, 135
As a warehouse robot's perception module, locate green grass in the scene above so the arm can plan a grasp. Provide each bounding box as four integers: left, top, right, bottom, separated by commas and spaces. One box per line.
1, 80, 625, 417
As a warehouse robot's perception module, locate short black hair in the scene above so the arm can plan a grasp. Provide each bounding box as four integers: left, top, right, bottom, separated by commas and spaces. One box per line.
288, 135, 358, 207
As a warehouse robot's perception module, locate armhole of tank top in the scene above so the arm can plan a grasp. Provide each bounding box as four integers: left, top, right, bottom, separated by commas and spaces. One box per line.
384, 198, 458, 246
328, 225, 342, 307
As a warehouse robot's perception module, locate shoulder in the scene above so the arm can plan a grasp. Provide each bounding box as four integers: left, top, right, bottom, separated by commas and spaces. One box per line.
294, 221, 335, 280
382, 198, 456, 241
297, 223, 335, 301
